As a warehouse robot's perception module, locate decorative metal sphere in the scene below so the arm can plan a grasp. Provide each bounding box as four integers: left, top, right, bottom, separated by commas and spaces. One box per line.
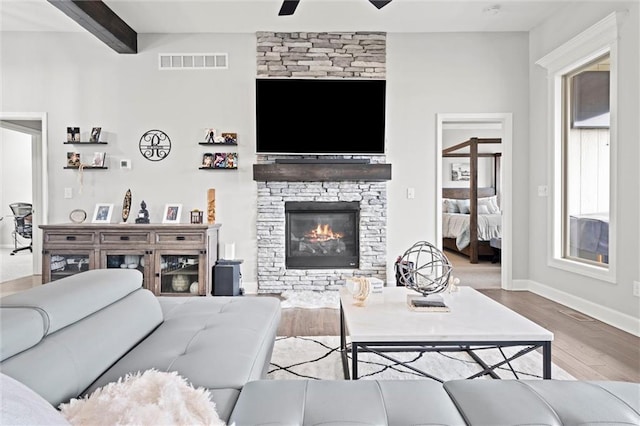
396, 241, 453, 297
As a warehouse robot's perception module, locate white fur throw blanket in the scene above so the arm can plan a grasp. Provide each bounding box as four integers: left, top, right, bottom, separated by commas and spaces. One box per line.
59, 370, 225, 426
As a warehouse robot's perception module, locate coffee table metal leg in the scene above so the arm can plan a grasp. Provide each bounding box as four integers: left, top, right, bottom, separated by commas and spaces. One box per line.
352, 343, 358, 380
543, 341, 552, 379
340, 303, 351, 380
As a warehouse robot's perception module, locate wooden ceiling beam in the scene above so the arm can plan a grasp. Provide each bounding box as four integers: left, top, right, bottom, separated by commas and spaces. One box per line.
47, 0, 137, 54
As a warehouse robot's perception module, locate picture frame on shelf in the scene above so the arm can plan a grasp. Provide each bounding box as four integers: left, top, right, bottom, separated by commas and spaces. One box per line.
162, 204, 182, 224
204, 128, 217, 143
91, 152, 106, 167
221, 132, 237, 144
67, 127, 80, 142
202, 153, 214, 168
67, 152, 81, 167
90, 127, 102, 143
92, 203, 114, 223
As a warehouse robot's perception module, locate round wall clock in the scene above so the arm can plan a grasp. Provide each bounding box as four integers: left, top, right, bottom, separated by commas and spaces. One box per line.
139, 129, 171, 162
69, 209, 87, 223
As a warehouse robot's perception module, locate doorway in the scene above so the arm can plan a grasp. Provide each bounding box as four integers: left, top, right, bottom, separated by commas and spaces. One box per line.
0, 113, 48, 282
436, 113, 512, 290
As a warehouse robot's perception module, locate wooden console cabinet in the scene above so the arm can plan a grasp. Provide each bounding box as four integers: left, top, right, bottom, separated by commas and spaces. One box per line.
40, 224, 221, 296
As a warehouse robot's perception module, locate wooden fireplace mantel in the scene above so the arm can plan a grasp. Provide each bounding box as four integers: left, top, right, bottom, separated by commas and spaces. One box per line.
252, 163, 392, 182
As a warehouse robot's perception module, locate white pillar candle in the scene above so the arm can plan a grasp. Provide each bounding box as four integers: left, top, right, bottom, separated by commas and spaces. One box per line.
224, 243, 236, 260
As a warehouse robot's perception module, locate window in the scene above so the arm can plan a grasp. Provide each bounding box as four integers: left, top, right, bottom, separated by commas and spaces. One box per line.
536, 12, 618, 282
563, 55, 610, 266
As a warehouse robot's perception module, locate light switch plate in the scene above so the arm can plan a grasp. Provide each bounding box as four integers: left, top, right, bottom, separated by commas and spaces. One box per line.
64, 187, 72, 199
407, 188, 415, 199
537, 185, 548, 197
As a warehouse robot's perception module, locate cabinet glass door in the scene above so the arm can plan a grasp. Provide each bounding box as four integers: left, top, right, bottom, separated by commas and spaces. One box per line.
47, 251, 93, 282
103, 250, 150, 288
158, 253, 202, 295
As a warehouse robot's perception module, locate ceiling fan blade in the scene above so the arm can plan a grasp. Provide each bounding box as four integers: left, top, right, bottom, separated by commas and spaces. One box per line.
369, 0, 392, 9
279, 0, 301, 16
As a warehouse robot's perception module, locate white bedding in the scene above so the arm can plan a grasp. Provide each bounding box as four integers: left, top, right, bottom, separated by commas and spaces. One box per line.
443, 213, 502, 250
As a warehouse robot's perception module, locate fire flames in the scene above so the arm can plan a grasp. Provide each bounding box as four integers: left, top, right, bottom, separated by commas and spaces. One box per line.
305, 224, 343, 242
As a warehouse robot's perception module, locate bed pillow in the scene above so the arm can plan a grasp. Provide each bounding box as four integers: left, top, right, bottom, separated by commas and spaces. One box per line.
479, 196, 500, 214
457, 199, 471, 214
444, 199, 460, 213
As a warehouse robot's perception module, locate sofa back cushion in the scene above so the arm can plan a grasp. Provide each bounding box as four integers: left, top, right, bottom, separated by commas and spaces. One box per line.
0, 269, 143, 335
0, 308, 45, 361
0, 270, 163, 407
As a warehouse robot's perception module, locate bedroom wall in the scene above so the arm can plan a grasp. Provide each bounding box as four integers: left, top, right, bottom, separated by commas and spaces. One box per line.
528, 2, 640, 327
1, 30, 529, 286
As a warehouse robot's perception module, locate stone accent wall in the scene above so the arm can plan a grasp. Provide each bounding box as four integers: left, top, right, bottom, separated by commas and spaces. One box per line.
256, 32, 386, 79
256, 179, 387, 293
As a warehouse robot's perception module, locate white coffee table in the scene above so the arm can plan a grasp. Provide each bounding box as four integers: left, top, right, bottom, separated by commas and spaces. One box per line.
339, 286, 554, 380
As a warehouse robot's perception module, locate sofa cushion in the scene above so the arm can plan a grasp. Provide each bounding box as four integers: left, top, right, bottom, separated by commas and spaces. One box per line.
444, 380, 640, 426
0, 269, 143, 335
0, 307, 45, 361
229, 380, 466, 426
85, 296, 280, 423
1, 289, 163, 407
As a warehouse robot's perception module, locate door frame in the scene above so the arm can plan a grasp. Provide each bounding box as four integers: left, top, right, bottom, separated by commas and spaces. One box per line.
0, 112, 48, 276
436, 113, 513, 290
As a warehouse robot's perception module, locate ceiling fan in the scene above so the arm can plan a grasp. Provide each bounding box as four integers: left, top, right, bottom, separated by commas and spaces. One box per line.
279, 0, 393, 16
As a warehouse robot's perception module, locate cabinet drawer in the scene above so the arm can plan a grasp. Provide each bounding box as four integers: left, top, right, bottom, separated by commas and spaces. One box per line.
45, 232, 95, 244
100, 232, 151, 244
156, 232, 205, 244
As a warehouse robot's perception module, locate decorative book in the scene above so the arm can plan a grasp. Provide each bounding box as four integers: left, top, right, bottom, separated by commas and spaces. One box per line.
407, 294, 451, 312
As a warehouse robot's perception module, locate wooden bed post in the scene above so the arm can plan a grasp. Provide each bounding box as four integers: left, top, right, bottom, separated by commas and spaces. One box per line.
470, 138, 479, 264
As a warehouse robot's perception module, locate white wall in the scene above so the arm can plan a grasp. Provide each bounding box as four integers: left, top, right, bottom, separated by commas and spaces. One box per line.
1, 30, 530, 286
0, 128, 32, 247
529, 2, 640, 321
386, 32, 529, 280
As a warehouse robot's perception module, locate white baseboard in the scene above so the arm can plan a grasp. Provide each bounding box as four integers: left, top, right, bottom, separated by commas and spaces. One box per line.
509, 279, 531, 291
517, 279, 640, 337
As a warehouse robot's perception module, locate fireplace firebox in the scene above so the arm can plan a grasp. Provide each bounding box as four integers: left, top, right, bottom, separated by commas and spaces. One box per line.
285, 202, 359, 269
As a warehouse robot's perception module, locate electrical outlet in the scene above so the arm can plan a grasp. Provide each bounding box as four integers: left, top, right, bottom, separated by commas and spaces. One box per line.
407, 188, 415, 199
64, 187, 72, 199
633, 281, 640, 298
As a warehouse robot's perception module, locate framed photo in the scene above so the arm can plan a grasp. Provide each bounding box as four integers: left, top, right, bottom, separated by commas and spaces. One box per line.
92, 203, 114, 223
67, 127, 80, 142
202, 153, 214, 168
163, 204, 182, 224
451, 163, 470, 181
67, 152, 81, 167
90, 127, 102, 142
91, 152, 106, 167
221, 132, 237, 144
204, 128, 217, 143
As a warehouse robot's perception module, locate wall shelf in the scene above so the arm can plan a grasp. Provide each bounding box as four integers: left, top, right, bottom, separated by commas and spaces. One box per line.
63, 142, 108, 145
199, 167, 238, 170
198, 142, 237, 146
64, 166, 108, 170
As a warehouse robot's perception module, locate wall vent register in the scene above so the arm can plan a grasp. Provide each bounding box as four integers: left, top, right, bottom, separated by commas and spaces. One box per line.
159, 53, 228, 70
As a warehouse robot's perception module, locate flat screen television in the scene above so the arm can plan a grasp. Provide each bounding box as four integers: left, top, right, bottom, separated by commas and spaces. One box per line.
256, 78, 386, 154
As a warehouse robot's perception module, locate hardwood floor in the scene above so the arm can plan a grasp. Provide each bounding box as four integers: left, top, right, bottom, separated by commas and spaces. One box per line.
3, 276, 638, 381
278, 289, 640, 382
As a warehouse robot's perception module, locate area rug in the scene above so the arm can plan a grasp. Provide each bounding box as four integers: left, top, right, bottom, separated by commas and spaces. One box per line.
280, 290, 340, 309
267, 336, 575, 381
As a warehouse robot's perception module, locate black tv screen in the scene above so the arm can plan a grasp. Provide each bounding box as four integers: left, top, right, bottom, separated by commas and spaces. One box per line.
256, 78, 386, 154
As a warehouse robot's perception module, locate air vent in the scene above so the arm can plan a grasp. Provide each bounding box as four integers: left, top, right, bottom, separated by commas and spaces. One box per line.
559, 309, 594, 322
159, 53, 228, 70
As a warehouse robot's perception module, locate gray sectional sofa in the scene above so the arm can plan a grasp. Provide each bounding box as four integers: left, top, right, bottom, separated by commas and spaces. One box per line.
1, 269, 639, 425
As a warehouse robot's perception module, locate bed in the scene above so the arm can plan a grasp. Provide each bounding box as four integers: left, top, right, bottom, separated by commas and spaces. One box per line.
442, 137, 502, 263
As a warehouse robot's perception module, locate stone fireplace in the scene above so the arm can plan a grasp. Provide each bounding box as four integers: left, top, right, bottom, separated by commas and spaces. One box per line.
254, 157, 390, 293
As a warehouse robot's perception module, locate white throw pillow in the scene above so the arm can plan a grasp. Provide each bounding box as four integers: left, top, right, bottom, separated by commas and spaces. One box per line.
444, 199, 460, 214
457, 199, 471, 214
59, 370, 224, 426
479, 196, 500, 214
0, 373, 70, 425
